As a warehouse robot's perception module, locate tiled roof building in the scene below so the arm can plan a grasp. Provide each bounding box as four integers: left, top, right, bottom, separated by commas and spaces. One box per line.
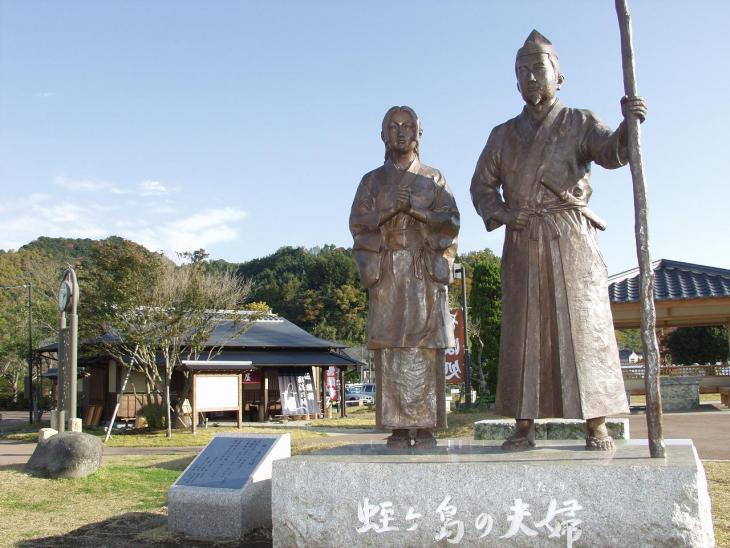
609, 259, 730, 304
608, 260, 730, 329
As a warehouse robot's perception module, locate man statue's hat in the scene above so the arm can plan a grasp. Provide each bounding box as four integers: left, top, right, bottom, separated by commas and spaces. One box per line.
517, 29, 557, 58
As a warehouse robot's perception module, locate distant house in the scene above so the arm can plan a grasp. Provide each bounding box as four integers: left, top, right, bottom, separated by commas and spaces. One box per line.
37, 313, 361, 427
618, 349, 643, 366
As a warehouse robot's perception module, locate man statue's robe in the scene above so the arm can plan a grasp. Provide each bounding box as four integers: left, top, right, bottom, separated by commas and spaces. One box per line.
471, 100, 629, 420
350, 157, 459, 429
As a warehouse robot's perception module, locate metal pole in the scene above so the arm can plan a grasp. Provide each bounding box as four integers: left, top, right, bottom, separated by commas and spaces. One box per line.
105, 361, 133, 442
28, 283, 34, 424
615, 0, 665, 458
460, 266, 472, 406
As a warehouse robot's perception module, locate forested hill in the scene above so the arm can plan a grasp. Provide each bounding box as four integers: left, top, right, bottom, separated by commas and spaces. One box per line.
7, 236, 506, 347
20, 236, 111, 263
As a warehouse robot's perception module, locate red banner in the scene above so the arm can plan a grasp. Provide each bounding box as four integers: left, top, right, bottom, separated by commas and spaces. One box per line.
445, 308, 465, 384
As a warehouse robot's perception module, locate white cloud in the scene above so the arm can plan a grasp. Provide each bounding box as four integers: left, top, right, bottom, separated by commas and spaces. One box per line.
138, 180, 167, 196
34, 92, 56, 98
54, 176, 128, 195
127, 208, 247, 258
0, 177, 247, 259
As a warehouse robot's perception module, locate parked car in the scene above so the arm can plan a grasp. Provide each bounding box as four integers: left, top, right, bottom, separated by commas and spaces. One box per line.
346, 383, 375, 404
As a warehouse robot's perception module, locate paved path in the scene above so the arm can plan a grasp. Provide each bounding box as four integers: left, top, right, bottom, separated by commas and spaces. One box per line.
2, 407, 727, 466
623, 406, 730, 460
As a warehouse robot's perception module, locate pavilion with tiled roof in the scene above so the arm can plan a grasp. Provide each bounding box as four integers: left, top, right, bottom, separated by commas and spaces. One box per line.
609, 260, 730, 399
609, 259, 730, 330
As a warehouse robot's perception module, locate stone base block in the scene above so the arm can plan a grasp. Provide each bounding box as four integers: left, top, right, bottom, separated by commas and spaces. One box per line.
68, 418, 82, 432
474, 418, 629, 441
168, 433, 290, 540
661, 376, 701, 411
272, 439, 713, 547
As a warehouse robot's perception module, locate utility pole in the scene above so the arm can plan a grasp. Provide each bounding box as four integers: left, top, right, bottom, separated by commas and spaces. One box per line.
453, 264, 472, 406
28, 283, 35, 423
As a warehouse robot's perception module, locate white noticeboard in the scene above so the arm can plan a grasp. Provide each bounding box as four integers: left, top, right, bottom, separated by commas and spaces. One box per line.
194, 375, 240, 411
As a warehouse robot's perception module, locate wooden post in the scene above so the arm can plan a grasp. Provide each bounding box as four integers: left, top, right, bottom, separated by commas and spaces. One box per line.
237, 373, 243, 429
320, 366, 326, 418
191, 372, 197, 435
615, 0, 665, 458
258, 369, 264, 421
339, 367, 346, 418
262, 370, 269, 422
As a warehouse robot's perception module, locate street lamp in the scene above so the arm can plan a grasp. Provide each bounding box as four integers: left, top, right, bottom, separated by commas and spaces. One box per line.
0, 283, 35, 423
452, 264, 472, 406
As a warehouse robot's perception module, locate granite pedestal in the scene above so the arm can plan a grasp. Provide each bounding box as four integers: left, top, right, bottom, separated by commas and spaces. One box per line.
168, 433, 290, 540
272, 439, 713, 547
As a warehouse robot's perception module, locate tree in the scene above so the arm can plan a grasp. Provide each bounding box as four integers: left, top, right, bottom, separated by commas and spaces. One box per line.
237, 245, 367, 345
87, 244, 252, 438
468, 254, 502, 399
616, 329, 642, 352
666, 327, 729, 365
0, 248, 60, 405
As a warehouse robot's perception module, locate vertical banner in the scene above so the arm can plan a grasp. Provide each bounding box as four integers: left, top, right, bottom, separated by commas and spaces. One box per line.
278, 369, 319, 415
325, 366, 338, 400
445, 308, 465, 384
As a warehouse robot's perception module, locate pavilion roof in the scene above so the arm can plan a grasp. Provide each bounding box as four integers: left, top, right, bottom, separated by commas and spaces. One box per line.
608, 259, 730, 304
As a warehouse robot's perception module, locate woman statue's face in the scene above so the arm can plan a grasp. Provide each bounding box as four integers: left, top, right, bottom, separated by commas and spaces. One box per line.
386, 110, 418, 154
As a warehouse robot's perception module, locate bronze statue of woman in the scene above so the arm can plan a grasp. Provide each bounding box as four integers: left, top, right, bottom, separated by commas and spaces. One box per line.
349, 106, 460, 448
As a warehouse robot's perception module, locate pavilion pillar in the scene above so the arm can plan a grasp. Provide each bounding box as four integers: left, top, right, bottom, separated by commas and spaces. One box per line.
258, 369, 266, 422
319, 366, 326, 418
339, 367, 346, 418
191, 372, 197, 435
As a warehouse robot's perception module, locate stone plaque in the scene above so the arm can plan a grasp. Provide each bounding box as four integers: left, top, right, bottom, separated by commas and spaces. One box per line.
169, 433, 291, 540
176, 436, 275, 489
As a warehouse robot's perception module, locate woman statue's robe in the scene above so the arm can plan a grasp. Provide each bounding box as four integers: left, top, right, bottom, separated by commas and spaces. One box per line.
350, 157, 459, 429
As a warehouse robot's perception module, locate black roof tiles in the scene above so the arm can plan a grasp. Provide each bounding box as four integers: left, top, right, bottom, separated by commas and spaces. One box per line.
608, 259, 730, 304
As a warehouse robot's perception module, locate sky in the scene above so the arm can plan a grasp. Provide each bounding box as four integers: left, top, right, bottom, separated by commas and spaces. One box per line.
1, 1, 728, 273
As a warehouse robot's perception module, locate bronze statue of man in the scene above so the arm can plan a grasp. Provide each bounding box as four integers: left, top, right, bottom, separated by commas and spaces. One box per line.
470, 30, 647, 451
350, 106, 460, 449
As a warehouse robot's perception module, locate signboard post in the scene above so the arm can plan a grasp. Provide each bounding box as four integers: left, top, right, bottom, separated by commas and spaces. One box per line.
191, 373, 243, 434
57, 267, 79, 431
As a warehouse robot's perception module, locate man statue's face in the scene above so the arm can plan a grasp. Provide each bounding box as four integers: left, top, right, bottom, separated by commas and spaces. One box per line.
516, 53, 559, 106
386, 110, 418, 154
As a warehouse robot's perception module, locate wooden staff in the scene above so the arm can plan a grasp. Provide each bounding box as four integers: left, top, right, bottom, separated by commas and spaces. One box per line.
615, 0, 665, 458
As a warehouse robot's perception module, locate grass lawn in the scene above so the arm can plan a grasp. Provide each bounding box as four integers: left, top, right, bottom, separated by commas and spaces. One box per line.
1, 423, 328, 447
0, 455, 186, 546
707, 461, 730, 547
1, 454, 728, 546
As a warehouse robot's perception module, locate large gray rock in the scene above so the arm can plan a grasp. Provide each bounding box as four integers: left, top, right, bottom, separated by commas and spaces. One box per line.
25, 431, 102, 479
272, 440, 714, 547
